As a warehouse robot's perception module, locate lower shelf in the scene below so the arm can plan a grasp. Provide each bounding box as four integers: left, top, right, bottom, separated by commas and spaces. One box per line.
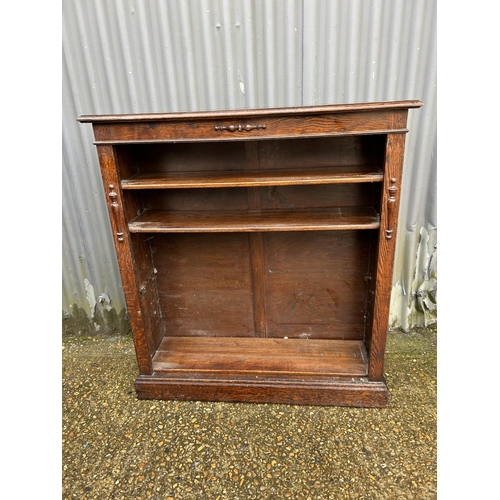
135, 337, 388, 407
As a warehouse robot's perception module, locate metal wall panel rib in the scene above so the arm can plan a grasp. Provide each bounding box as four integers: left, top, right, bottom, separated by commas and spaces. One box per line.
302, 0, 436, 329
62, 0, 436, 333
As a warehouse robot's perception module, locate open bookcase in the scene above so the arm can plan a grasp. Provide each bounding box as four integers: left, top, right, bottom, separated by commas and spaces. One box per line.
79, 101, 422, 407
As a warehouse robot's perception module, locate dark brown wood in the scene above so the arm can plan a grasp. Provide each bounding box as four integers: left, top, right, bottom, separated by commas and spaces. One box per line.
128, 207, 381, 233
263, 231, 374, 340
258, 135, 387, 171
368, 134, 407, 380
244, 142, 267, 337
385, 177, 398, 239
113, 147, 165, 361
96, 146, 153, 374
134, 376, 388, 407
153, 233, 255, 338
121, 165, 384, 189
89, 110, 409, 144
81, 101, 421, 407
249, 232, 267, 337
107, 185, 125, 241
152, 337, 367, 376
142, 183, 377, 214
78, 100, 423, 122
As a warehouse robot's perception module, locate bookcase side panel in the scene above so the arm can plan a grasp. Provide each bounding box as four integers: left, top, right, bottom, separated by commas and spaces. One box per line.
95, 145, 155, 373
368, 132, 407, 380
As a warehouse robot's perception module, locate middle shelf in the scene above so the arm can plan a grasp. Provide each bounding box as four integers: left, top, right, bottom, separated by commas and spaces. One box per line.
128, 207, 380, 233
121, 165, 384, 190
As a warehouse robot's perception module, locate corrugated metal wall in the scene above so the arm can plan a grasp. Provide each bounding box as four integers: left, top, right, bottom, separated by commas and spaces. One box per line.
62, 0, 436, 335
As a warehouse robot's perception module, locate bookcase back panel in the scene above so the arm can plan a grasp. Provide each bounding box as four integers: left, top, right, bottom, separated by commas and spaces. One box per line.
142, 183, 379, 213
259, 136, 386, 169
144, 188, 250, 212
260, 184, 378, 211
151, 233, 255, 337
263, 230, 373, 340
148, 230, 374, 341
125, 135, 386, 177
129, 142, 247, 174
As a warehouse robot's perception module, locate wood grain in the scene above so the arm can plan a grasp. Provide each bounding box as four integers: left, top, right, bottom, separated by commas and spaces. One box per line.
121, 166, 383, 189
144, 187, 249, 213
152, 337, 368, 377
135, 375, 388, 407
258, 136, 386, 170
125, 141, 246, 174
263, 231, 374, 340
78, 99, 423, 122
128, 207, 380, 233
113, 148, 165, 358
89, 111, 409, 144
368, 133, 407, 381
152, 233, 255, 338
245, 142, 267, 337
96, 145, 153, 374
260, 183, 377, 210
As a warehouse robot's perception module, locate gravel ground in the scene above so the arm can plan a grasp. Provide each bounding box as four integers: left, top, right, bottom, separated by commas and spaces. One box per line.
62, 327, 436, 499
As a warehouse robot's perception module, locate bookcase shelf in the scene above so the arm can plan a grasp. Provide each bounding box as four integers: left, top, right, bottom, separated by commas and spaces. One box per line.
128, 207, 380, 233
121, 165, 383, 189
152, 337, 368, 377
79, 100, 422, 407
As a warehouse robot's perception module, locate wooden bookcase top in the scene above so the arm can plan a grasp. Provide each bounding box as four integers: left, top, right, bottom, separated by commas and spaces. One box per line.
78, 100, 423, 123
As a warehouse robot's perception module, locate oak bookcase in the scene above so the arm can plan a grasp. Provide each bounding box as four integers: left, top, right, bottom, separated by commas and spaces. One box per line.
79, 101, 422, 407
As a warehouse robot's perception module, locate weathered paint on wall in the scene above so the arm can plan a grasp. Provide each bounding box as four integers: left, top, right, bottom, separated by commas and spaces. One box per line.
390, 226, 437, 331
62, 0, 436, 335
